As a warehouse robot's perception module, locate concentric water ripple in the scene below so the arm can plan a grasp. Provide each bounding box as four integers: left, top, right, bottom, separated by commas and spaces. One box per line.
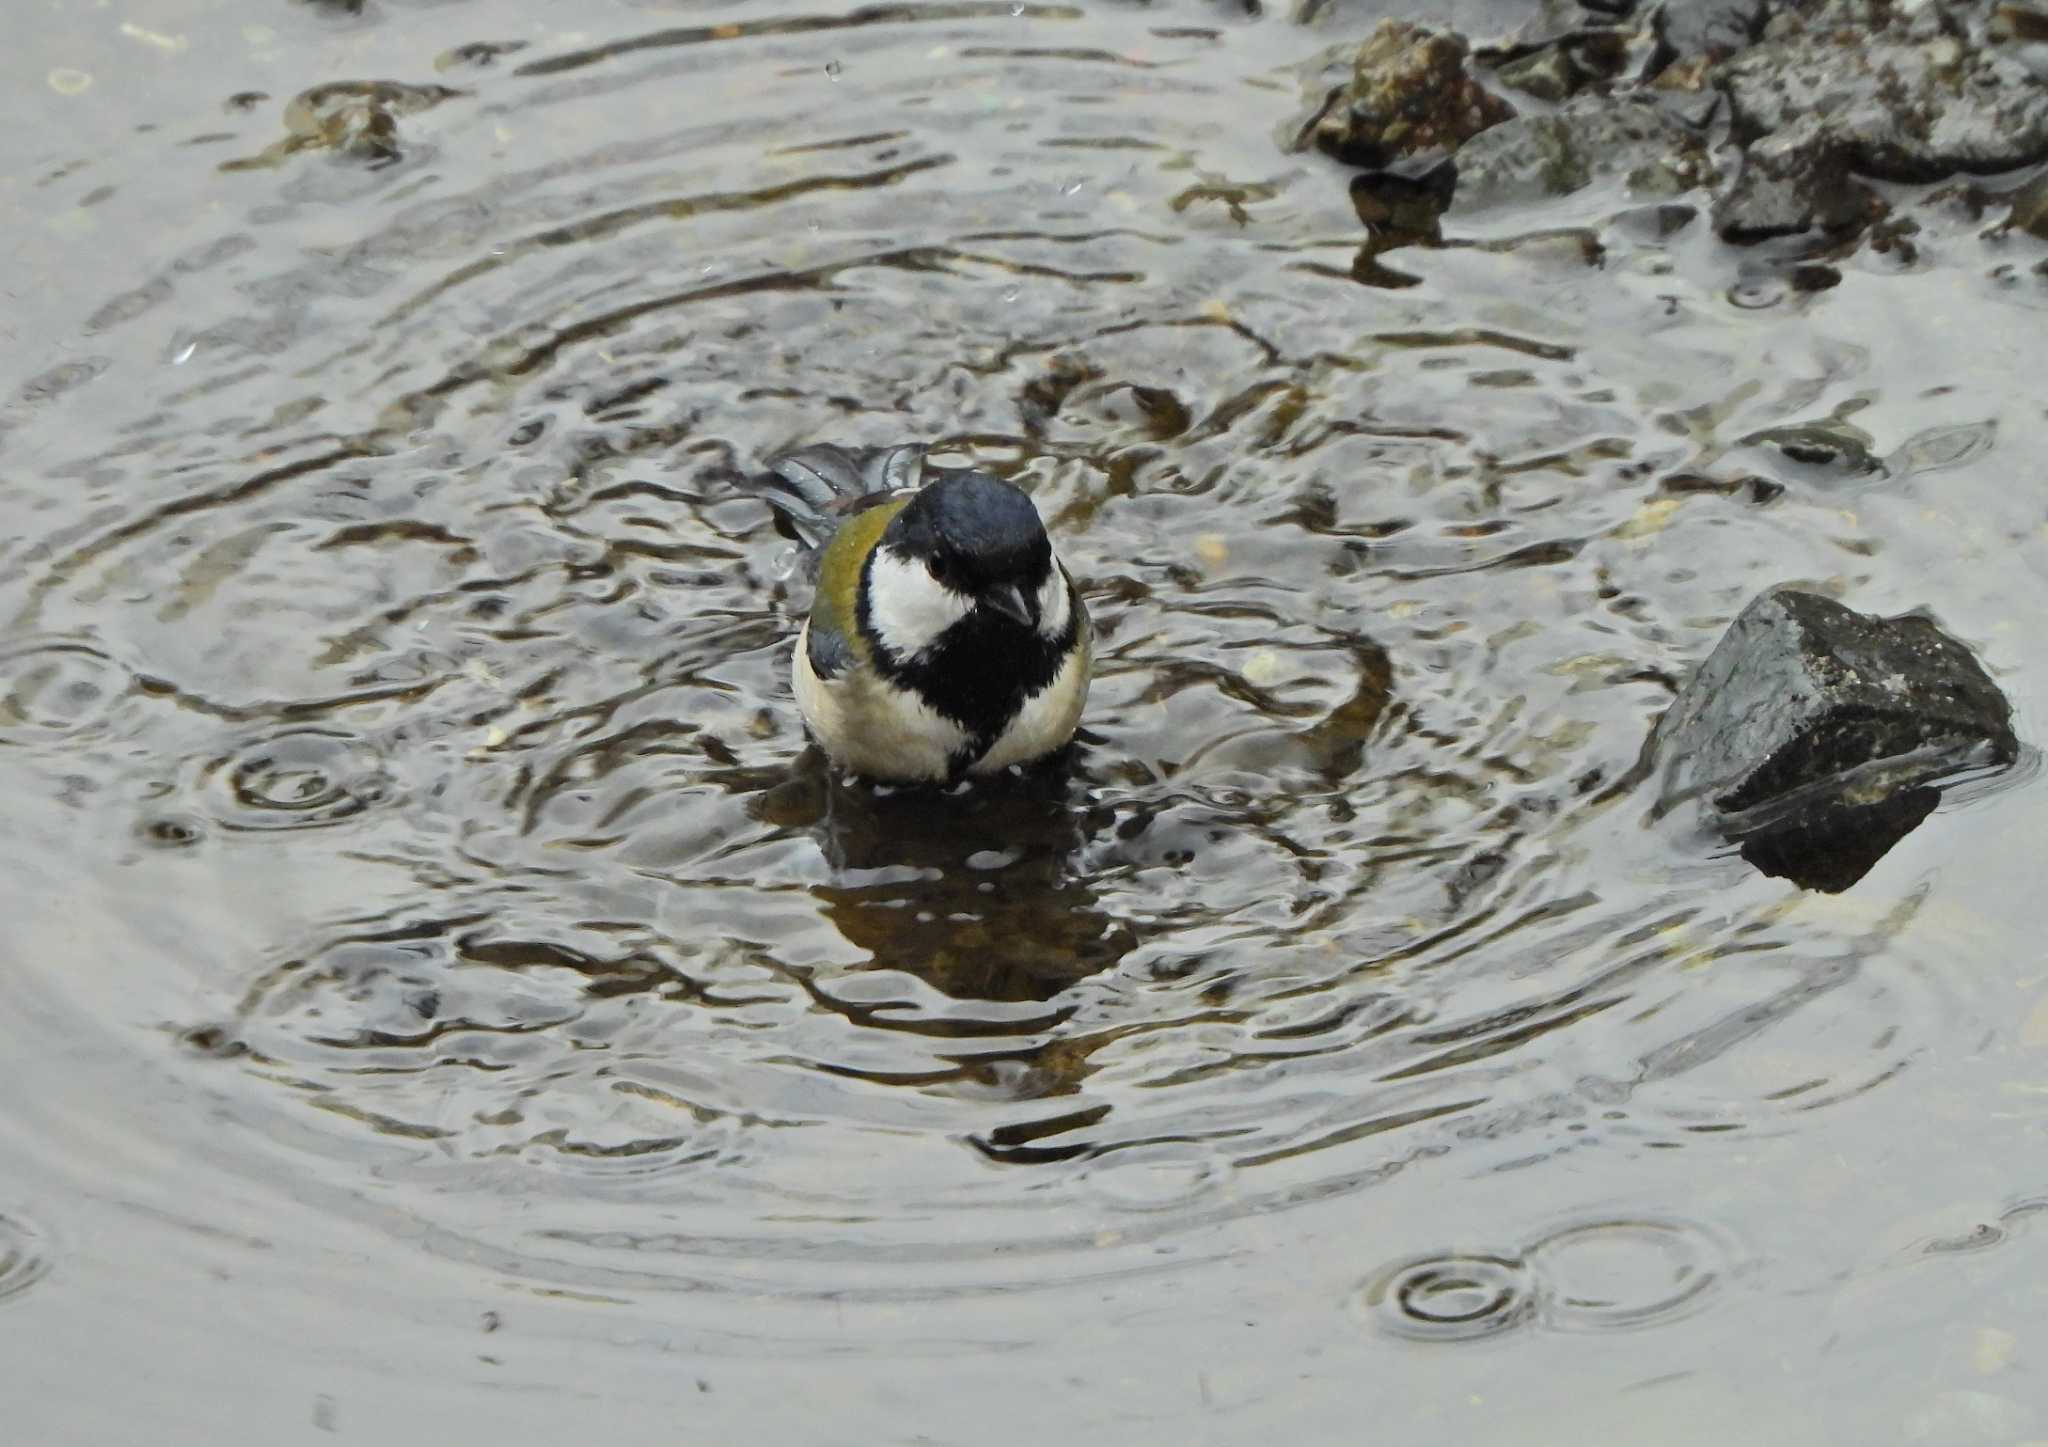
198, 727, 401, 832
0, 637, 131, 746
1361, 1215, 1735, 1342
0, 1213, 53, 1305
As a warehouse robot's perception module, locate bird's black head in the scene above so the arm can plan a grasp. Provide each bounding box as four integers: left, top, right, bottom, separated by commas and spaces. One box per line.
883, 471, 1054, 611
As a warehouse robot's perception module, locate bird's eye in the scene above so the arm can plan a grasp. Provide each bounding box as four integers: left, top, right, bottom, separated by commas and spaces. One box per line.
927, 554, 954, 585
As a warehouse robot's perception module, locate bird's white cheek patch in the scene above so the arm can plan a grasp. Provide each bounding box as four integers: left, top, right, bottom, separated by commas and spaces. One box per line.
1037, 565, 1071, 640
866, 548, 973, 661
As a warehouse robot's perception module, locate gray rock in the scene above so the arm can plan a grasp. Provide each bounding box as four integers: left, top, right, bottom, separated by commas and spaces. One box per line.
1712, 125, 1884, 241
1453, 94, 1713, 210
2009, 173, 2048, 240
1649, 589, 2018, 888
1653, 0, 1769, 68
1720, 15, 2048, 180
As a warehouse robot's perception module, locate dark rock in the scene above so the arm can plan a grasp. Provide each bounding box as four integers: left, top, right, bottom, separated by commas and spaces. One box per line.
1712, 128, 1884, 242
1310, 21, 1515, 168
1990, 2, 2048, 43
1738, 787, 1939, 892
1453, 95, 1713, 210
1649, 589, 2019, 888
1720, 14, 2048, 181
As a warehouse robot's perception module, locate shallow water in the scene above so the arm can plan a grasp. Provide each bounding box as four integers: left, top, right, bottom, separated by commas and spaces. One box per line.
4, 2, 2048, 1442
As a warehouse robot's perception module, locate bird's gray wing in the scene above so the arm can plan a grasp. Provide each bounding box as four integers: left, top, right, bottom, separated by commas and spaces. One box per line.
805, 615, 857, 681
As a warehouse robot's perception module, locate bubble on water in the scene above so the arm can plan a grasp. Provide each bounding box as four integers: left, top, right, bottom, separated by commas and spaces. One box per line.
824, 60, 843, 80
136, 812, 206, 849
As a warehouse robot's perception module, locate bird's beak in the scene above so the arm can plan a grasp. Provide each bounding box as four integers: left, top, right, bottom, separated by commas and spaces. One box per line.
981, 582, 1036, 628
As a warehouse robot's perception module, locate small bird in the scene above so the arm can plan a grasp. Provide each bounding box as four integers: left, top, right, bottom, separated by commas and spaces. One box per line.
748, 442, 1090, 784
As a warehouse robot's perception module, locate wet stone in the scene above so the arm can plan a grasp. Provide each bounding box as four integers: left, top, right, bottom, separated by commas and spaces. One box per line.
1713, 128, 1884, 242
2009, 174, 2048, 240
1452, 95, 1713, 211
1491, 32, 1631, 102
1311, 21, 1514, 169
1652, 0, 1769, 72
1649, 589, 2019, 889
1720, 8, 2048, 182
1991, 2, 2048, 42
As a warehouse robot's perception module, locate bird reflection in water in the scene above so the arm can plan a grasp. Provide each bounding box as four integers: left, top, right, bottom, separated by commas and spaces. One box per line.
754, 748, 1135, 1004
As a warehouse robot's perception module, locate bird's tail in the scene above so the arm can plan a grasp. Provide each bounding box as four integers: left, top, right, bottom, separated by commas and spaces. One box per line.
749, 443, 924, 551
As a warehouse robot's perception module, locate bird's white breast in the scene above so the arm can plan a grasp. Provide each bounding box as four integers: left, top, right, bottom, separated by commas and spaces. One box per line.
794, 619, 969, 782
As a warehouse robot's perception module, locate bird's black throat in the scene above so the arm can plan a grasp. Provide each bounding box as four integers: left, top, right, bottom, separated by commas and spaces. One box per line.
858, 569, 1079, 768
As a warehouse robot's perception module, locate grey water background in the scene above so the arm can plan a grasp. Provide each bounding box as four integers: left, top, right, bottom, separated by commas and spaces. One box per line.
2, 1, 2046, 1442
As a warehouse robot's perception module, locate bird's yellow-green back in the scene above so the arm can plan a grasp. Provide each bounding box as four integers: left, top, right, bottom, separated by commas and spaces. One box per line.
809, 494, 912, 661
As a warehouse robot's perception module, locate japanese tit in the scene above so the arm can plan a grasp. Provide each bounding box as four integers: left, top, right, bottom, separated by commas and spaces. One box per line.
749, 442, 1090, 784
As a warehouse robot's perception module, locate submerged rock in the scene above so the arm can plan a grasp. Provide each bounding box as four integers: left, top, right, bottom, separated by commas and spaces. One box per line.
1649, 589, 2018, 890
221, 81, 467, 172
1309, 21, 1515, 168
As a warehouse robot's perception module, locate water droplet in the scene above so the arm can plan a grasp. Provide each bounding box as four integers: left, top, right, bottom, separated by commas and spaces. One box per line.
202, 727, 399, 832
824, 60, 843, 80
1060, 178, 1085, 197
169, 338, 198, 367
1001, 286, 1021, 304
1728, 277, 1785, 311
1361, 1252, 1535, 1342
